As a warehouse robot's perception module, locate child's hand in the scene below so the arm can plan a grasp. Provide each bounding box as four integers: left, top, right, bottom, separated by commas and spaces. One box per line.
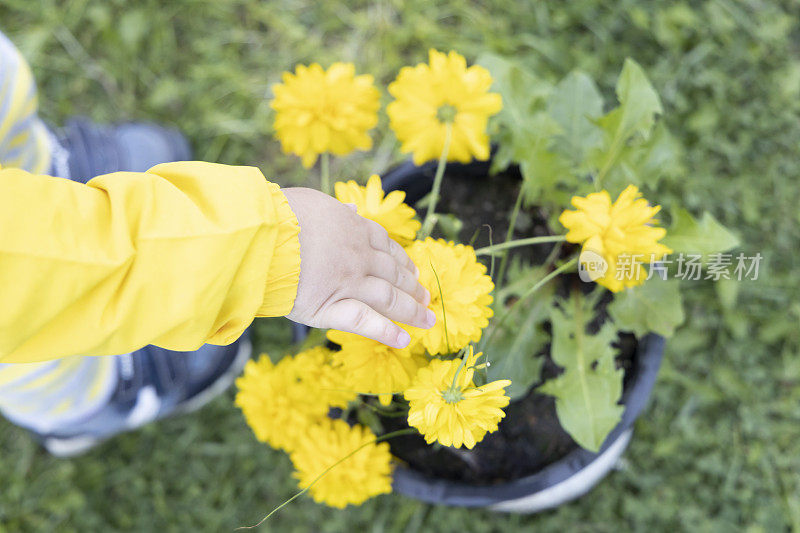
283, 187, 435, 348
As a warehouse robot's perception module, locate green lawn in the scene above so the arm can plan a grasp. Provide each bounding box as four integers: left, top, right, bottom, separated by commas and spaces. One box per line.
1, 0, 799, 531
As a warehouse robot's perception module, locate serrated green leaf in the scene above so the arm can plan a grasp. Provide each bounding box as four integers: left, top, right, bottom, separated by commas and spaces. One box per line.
662, 209, 740, 258
611, 58, 663, 140
538, 292, 623, 452
590, 59, 663, 185
547, 71, 603, 165
608, 279, 685, 338
514, 112, 573, 204
519, 147, 572, 204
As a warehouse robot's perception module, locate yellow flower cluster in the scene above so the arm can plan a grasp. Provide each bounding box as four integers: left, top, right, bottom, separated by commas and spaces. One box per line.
235, 347, 354, 451
249, 48, 677, 516
270, 50, 501, 169
328, 328, 427, 405
334, 175, 421, 246
235, 169, 513, 509
235, 349, 392, 508
404, 348, 512, 449
246, 52, 521, 511
559, 185, 672, 292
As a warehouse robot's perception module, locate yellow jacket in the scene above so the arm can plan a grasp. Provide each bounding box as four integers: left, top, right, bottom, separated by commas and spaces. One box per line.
0, 161, 301, 364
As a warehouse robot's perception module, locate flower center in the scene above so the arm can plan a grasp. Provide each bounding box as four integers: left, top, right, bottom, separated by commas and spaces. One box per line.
441, 386, 464, 404
436, 104, 457, 124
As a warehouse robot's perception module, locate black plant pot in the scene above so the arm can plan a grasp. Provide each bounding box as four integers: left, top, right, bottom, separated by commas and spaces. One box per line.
381, 159, 666, 513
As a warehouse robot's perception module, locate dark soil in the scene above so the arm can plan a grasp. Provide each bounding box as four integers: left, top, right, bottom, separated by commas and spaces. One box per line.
380, 163, 639, 485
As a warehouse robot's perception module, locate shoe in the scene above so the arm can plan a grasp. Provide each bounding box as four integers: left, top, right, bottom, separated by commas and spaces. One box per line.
40, 339, 252, 457
52, 117, 192, 182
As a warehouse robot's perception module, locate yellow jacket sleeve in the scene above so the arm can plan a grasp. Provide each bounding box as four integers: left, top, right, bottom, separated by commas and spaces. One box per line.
0, 161, 301, 364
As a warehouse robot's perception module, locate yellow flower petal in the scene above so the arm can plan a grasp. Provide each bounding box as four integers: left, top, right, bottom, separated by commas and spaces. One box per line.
327, 329, 427, 405
333, 175, 421, 246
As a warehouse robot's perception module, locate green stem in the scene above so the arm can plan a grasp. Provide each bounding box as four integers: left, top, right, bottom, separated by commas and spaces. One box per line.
516, 256, 578, 307
496, 185, 525, 287
479, 256, 578, 352
594, 137, 622, 190
320, 152, 331, 195
448, 346, 470, 394
238, 428, 417, 530
430, 260, 451, 354
475, 235, 566, 257
420, 124, 452, 238
359, 400, 408, 418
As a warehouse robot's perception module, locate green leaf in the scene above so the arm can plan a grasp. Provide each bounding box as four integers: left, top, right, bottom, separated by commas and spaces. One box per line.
119, 10, 149, 49
512, 111, 563, 160
482, 265, 553, 400
538, 292, 623, 452
477, 53, 552, 132
519, 148, 571, 204
547, 71, 604, 165
662, 209, 740, 258
608, 279, 685, 338
610, 58, 663, 140
436, 213, 464, 242
514, 112, 573, 205
478, 53, 553, 175
715, 277, 739, 310
590, 58, 663, 184
604, 122, 683, 191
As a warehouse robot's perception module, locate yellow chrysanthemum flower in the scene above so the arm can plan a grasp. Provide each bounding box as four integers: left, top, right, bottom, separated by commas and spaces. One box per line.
404, 348, 512, 449
559, 185, 672, 292
234, 348, 355, 452
387, 49, 503, 165
271, 62, 380, 168
290, 419, 393, 508
327, 329, 428, 405
405, 238, 494, 355
334, 174, 421, 246
291, 346, 356, 409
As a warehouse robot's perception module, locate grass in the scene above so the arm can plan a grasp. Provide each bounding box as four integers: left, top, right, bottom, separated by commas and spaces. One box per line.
1, 0, 799, 530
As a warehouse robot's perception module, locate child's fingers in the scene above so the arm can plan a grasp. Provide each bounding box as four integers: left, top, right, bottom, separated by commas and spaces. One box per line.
367, 221, 419, 277
321, 299, 411, 349
356, 277, 435, 329
369, 251, 428, 304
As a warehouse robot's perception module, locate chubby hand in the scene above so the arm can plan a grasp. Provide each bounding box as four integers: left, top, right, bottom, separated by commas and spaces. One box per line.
282, 187, 435, 348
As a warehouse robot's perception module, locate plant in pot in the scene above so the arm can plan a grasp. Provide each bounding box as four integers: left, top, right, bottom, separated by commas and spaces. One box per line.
234, 50, 739, 520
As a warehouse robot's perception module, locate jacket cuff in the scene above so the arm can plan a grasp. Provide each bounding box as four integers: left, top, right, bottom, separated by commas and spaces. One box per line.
257, 184, 301, 317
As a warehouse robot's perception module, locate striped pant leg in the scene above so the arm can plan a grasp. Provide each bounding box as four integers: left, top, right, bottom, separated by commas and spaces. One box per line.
0, 30, 117, 432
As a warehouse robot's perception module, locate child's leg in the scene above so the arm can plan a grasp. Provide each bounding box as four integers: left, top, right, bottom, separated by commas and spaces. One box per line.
0, 30, 120, 433
0, 30, 250, 455
0, 31, 51, 173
